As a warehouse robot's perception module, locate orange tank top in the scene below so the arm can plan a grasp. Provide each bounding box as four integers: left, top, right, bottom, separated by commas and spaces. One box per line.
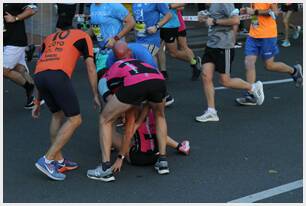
249, 3, 277, 38
35, 29, 94, 78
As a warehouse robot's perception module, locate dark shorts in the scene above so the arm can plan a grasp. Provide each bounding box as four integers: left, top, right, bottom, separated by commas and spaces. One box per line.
160, 27, 179, 43
178, 29, 187, 37
129, 146, 158, 166
34, 70, 80, 117
116, 79, 167, 105
281, 4, 298, 12
56, 4, 77, 29
202, 47, 235, 74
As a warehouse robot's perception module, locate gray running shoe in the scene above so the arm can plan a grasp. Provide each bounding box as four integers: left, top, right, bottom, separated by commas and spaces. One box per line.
195, 110, 219, 122
154, 159, 170, 175
87, 165, 115, 182
292, 64, 303, 88
292, 26, 301, 40
251, 81, 265, 105
191, 56, 202, 81
236, 93, 257, 106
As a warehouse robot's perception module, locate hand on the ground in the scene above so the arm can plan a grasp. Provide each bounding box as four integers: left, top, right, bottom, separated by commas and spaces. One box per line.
112, 158, 123, 173
32, 104, 40, 119
147, 26, 157, 34
4, 12, 16, 23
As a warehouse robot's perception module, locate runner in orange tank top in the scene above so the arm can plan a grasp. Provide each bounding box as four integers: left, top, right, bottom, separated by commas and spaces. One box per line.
32, 26, 100, 181
236, 3, 303, 106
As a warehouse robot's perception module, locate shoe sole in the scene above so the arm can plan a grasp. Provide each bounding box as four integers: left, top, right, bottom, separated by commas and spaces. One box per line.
195, 117, 219, 122
87, 174, 115, 182
154, 166, 170, 175
58, 166, 79, 173
35, 163, 65, 181
165, 99, 174, 107
235, 99, 257, 106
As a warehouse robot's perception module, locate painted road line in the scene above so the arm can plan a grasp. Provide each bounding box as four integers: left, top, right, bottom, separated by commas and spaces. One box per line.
228, 179, 303, 203
215, 78, 293, 91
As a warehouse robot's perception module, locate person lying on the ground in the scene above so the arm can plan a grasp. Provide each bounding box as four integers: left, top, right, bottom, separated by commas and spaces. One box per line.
111, 104, 190, 167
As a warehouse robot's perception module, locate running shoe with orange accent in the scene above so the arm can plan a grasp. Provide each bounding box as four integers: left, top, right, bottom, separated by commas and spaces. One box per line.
57, 159, 79, 173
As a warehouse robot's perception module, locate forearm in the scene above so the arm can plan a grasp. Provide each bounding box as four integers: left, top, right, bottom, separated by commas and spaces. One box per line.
17, 7, 36, 20
119, 110, 136, 155
86, 58, 99, 97
215, 16, 240, 26
157, 12, 172, 27
117, 14, 135, 39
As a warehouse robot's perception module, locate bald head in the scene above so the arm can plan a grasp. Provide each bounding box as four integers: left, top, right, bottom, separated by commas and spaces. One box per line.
113, 41, 132, 60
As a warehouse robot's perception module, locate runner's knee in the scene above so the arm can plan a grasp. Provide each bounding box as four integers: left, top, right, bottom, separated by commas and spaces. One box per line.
68, 115, 82, 127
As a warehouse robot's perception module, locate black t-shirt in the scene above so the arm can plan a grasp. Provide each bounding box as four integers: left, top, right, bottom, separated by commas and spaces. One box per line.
3, 3, 36, 46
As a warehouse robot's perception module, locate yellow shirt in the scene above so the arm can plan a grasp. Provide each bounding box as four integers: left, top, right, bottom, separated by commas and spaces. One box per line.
249, 3, 277, 38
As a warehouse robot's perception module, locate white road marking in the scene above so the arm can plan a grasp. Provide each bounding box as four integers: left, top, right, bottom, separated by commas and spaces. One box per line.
215, 78, 293, 90
228, 179, 303, 203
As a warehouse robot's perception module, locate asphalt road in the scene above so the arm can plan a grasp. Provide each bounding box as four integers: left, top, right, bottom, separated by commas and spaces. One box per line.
3, 29, 303, 202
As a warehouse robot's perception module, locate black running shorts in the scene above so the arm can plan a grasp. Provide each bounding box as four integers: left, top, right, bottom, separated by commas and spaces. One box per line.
202, 47, 235, 74
34, 70, 80, 117
116, 79, 167, 105
160, 27, 179, 43
178, 29, 187, 37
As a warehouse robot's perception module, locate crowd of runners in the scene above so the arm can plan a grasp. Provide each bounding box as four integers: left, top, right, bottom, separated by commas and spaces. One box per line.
3, 3, 303, 182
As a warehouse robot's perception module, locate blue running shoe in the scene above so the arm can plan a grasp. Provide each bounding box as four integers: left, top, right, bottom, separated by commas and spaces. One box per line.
35, 157, 66, 181
57, 159, 79, 173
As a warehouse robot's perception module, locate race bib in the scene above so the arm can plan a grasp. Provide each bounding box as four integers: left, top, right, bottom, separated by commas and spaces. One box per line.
251, 15, 259, 28
92, 24, 103, 42
135, 21, 146, 37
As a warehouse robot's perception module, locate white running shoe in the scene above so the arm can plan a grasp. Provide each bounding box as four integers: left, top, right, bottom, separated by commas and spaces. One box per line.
251, 81, 265, 105
195, 110, 219, 122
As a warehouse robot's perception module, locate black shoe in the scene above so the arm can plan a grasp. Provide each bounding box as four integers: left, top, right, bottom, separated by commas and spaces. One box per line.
24, 95, 35, 110
25, 44, 36, 62
165, 94, 174, 107
191, 56, 201, 81
161, 71, 169, 80
292, 64, 303, 88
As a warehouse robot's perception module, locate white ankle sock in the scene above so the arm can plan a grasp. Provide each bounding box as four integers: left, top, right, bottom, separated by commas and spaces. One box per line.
57, 159, 64, 164
44, 156, 53, 164
207, 107, 217, 114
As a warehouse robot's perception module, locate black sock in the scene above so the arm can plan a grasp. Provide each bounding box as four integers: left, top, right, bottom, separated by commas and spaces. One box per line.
23, 82, 34, 97
158, 155, 167, 161
176, 143, 182, 150
102, 161, 111, 171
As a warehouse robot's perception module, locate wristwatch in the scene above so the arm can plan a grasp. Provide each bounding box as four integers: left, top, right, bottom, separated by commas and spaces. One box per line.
15, 16, 20, 21
155, 23, 160, 30
212, 18, 217, 25
114, 35, 120, 41
117, 154, 125, 160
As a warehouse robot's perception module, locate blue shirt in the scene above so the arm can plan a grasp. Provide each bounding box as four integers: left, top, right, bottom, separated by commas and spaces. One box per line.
106, 43, 157, 68
90, 3, 128, 48
132, 3, 170, 47
162, 8, 180, 28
